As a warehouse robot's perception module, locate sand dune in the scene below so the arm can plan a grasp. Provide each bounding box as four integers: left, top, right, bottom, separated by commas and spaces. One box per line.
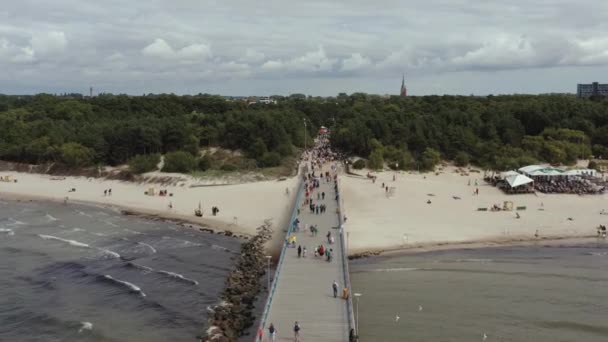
340, 167, 608, 253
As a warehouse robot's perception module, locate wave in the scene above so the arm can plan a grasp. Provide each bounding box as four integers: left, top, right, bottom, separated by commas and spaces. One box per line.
368, 267, 421, 272
45, 214, 59, 222
38, 234, 90, 248
104, 220, 118, 227
97, 248, 121, 259
100, 275, 146, 297
125, 262, 154, 273
124, 263, 198, 285
76, 210, 93, 218
157, 270, 199, 285
536, 321, 608, 337
137, 242, 157, 253
211, 244, 235, 253
8, 218, 27, 226
587, 252, 608, 256
458, 258, 493, 263
78, 321, 93, 333
71, 227, 86, 232
0, 228, 14, 236
124, 228, 144, 235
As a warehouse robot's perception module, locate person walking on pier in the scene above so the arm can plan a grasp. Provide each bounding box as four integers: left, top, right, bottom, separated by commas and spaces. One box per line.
268, 323, 276, 342
332, 280, 339, 298
293, 321, 301, 342
297, 245, 302, 258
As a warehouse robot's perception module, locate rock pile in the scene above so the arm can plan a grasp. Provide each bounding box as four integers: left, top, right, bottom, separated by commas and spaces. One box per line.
201, 220, 273, 342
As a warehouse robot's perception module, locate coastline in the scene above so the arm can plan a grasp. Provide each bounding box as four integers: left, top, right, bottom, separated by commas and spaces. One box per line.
0, 191, 250, 239
0, 170, 299, 253
348, 234, 602, 259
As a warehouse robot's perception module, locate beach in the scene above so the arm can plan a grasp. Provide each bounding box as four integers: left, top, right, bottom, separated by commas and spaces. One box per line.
340, 166, 608, 254
0, 171, 299, 245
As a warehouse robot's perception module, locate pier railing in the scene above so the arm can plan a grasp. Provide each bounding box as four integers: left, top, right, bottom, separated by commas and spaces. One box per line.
336, 175, 357, 339
254, 170, 305, 341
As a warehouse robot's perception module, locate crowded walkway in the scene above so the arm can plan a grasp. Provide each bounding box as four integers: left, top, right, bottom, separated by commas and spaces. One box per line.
262, 136, 350, 342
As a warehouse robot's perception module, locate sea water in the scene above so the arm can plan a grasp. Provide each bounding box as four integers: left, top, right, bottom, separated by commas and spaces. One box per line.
350, 243, 608, 341
0, 200, 241, 341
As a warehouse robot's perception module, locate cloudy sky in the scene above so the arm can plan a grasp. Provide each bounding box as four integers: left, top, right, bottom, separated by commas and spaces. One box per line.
1, 0, 608, 96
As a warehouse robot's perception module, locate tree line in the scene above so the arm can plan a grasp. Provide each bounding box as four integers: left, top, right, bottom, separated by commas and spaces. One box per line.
0, 92, 607, 173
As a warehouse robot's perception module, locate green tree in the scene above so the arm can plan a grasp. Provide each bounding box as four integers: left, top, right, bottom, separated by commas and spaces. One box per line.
454, 151, 470, 167
368, 149, 384, 170
420, 148, 441, 171
59, 142, 93, 167
162, 151, 196, 173
128, 154, 160, 174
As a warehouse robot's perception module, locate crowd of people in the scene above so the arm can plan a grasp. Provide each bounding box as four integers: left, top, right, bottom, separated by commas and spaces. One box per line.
533, 176, 605, 195
267, 133, 351, 342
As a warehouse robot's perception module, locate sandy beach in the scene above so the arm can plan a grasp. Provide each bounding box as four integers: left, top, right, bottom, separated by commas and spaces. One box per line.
341, 166, 608, 254
0, 171, 299, 243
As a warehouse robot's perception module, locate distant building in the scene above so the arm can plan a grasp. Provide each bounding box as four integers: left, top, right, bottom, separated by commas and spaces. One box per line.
577, 82, 608, 98
400, 74, 407, 97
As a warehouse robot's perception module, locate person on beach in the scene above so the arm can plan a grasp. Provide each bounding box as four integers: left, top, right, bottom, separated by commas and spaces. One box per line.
319, 245, 325, 256
294, 321, 301, 342
322, 192, 325, 200
268, 323, 276, 342
108, 188, 112, 196
332, 281, 339, 298
303, 247, 307, 257
297, 245, 302, 258
326, 248, 332, 262
104, 189, 107, 196
327, 231, 332, 243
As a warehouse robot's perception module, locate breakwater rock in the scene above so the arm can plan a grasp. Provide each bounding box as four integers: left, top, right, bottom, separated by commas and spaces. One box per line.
201, 220, 273, 342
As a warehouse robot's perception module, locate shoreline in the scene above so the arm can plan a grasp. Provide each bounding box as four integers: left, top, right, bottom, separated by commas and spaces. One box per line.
0, 191, 252, 240
348, 234, 603, 259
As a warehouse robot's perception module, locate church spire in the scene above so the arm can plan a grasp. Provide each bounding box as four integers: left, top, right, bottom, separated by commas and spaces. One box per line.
400, 74, 407, 97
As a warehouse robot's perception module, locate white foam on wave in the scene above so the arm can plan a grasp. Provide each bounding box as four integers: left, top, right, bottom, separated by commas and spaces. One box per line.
158, 270, 199, 285
104, 221, 118, 227
103, 275, 146, 297
137, 242, 157, 253
369, 267, 420, 272
97, 248, 121, 258
71, 227, 86, 232
9, 218, 27, 226
124, 229, 144, 235
38, 234, 90, 248
0, 228, 14, 236
211, 244, 234, 253
455, 258, 494, 263
45, 214, 59, 222
128, 262, 154, 273
78, 321, 93, 333
92, 232, 106, 237
76, 210, 93, 218
589, 252, 608, 256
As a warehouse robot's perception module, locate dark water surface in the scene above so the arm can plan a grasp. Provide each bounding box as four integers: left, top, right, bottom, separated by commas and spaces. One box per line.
350, 243, 608, 341
0, 199, 241, 342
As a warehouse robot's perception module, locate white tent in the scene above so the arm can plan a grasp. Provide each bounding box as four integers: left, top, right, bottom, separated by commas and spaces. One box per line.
519, 165, 547, 175
505, 174, 534, 188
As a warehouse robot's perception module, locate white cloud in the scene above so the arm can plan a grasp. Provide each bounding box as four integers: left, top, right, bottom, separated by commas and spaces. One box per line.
30, 31, 67, 56
341, 53, 371, 71
3, 1, 608, 95
12, 46, 35, 63
142, 38, 211, 60
241, 48, 265, 63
